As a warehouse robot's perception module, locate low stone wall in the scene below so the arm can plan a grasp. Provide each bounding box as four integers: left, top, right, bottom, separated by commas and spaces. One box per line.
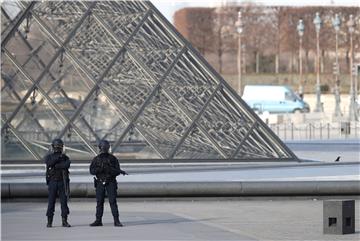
2, 181, 359, 198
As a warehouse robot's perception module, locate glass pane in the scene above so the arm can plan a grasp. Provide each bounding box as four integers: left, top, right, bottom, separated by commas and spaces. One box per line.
32, 1, 87, 43
127, 13, 183, 80
135, 88, 190, 158
0, 125, 37, 161
100, 51, 156, 119
163, 51, 218, 118
174, 125, 223, 159
67, 12, 121, 80
113, 126, 161, 159
92, 1, 147, 43
198, 88, 255, 157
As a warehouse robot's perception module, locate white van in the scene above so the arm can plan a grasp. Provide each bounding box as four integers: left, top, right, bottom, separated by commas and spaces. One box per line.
242, 85, 310, 113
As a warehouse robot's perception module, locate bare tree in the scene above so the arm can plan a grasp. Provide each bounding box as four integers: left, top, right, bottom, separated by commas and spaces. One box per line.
212, 5, 236, 74
174, 8, 214, 55
174, 5, 360, 76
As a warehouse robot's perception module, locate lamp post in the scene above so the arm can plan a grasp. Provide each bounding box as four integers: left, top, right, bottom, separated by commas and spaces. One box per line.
332, 13, 342, 117
214, 5, 231, 75
235, 11, 243, 95
214, 6, 224, 74
297, 19, 305, 99
347, 14, 357, 121
313, 12, 323, 112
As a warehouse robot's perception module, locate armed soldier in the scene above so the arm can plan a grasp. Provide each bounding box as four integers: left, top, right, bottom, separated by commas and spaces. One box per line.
45, 139, 71, 228
89, 140, 128, 227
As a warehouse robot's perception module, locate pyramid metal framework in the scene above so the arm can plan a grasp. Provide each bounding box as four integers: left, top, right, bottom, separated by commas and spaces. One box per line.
1, 1, 298, 161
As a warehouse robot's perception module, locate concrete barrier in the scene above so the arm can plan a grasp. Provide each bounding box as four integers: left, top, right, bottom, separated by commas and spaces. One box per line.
2, 181, 359, 198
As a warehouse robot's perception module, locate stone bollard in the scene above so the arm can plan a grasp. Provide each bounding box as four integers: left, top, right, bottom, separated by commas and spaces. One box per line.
323, 200, 355, 235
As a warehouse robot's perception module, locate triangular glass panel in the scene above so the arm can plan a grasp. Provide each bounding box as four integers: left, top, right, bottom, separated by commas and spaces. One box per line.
72, 91, 127, 143
197, 87, 255, 157
39, 54, 95, 115
100, 51, 157, 119
134, 88, 191, 158
1, 120, 38, 161
67, 12, 121, 80
1, 0, 24, 36
0, 86, 19, 113
1, 5, 12, 35
4, 19, 58, 81
93, 1, 148, 16
10, 115, 51, 158
127, 13, 183, 80
6, 94, 63, 159
234, 123, 293, 160
173, 125, 223, 159
112, 126, 161, 159
32, 1, 88, 43
92, 1, 147, 43
163, 51, 219, 118
1, 52, 35, 96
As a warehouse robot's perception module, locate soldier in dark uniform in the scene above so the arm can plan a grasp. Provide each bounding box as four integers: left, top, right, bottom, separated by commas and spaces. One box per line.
45, 138, 71, 228
89, 140, 128, 227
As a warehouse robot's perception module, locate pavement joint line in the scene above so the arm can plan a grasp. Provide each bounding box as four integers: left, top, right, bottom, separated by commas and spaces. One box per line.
174, 212, 264, 241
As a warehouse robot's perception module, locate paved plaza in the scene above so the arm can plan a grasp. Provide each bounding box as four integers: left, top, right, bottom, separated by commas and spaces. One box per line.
2, 141, 359, 240
2, 199, 360, 241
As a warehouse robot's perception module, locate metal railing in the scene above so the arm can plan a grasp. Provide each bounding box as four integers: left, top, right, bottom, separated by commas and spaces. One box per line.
269, 122, 359, 140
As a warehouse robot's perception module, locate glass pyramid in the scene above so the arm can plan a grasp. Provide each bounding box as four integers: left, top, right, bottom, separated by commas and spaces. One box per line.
1, 1, 298, 161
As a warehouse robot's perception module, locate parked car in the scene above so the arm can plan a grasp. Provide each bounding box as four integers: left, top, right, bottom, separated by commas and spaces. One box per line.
242, 85, 310, 114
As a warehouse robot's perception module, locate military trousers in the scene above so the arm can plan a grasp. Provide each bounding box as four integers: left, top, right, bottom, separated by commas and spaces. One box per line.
95, 181, 119, 219
46, 180, 69, 217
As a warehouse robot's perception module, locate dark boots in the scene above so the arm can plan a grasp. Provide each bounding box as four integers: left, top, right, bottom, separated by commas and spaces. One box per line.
90, 218, 103, 226
90, 217, 123, 227
114, 216, 123, 227
47, 216, 53, 228
47, 216, 70, 227
62, 216, 71, 227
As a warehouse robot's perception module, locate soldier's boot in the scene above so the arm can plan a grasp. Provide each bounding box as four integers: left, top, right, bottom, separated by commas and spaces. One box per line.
90, 218, 103, 226
47, 216, 53, 228
113, 216, 123, 227
62, 216, 71, 227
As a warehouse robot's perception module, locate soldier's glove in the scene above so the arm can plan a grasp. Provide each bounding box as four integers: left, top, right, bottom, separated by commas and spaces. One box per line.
121, 171, 128, 176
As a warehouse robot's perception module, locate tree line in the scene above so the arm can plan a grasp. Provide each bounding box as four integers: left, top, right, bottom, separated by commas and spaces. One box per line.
174, 5, 360, 76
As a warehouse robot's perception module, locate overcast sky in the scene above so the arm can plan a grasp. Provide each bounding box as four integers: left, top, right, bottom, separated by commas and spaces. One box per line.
152, 0, 360, 22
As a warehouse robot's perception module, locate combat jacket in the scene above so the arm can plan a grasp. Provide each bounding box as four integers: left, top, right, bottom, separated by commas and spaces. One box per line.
45, 153, 71, 183
90, 153, 125, 183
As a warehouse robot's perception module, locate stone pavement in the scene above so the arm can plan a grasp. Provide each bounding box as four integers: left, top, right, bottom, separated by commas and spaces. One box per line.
2, 199, 359, 241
